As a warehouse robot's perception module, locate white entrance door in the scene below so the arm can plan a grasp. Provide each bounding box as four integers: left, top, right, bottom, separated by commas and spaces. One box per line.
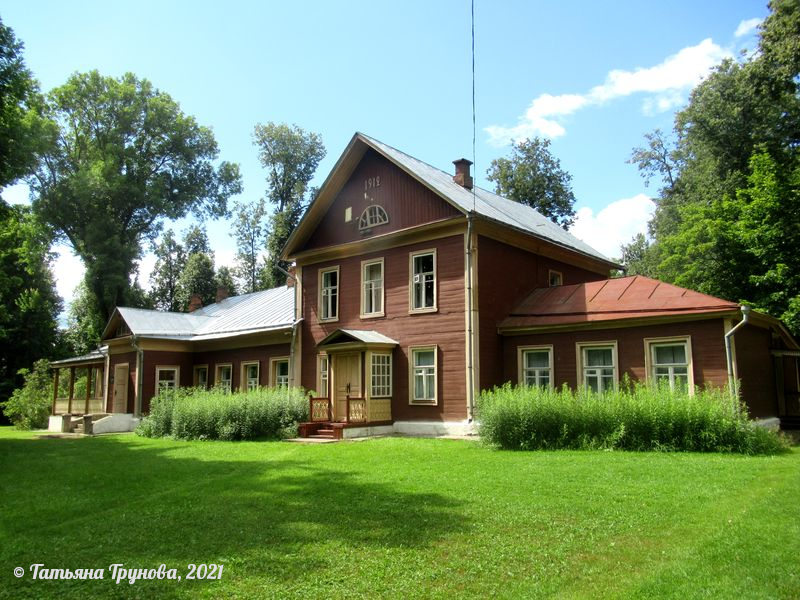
113, 363, 129, 413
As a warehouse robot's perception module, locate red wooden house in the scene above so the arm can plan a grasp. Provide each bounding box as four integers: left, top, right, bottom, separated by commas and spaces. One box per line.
49, 133, 800, 436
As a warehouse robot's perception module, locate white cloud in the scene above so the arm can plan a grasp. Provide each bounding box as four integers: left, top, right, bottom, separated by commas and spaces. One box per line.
735, 17, 762, 38
569, 194, 655, 259
486, 38, 731, 146
1, 182, 31, 205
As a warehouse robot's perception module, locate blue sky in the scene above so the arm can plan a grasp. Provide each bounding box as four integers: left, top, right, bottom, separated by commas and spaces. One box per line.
1, 0, 768, 308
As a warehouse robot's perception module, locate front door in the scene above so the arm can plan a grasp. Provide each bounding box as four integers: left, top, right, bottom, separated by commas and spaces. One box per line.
113, 363, 129, 413
333, 352, 361, 421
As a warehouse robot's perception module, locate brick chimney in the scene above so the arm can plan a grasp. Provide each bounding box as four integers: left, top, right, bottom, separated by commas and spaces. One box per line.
216, 286, 229, 303
286, 266, 296, 288
188, 293, 203, 313
453, 158, 473, 189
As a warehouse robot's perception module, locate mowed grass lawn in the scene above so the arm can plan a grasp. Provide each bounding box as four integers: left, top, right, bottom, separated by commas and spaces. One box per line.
1, 427, 798, 599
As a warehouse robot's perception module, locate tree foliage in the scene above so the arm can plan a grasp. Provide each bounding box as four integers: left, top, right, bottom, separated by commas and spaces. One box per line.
149, 229, 185, 312
0, 200, 61, 403
62, 280, 105, 355
214, 265, 237, 299
2, 358, 52, 429
253, 122, 325, 287
30, 71, 242, 323
175, 252, 216, 310
231, 198, 268, 293
0, 18, 49, 186
627, 0, 800, 334
487, 137, 577, 229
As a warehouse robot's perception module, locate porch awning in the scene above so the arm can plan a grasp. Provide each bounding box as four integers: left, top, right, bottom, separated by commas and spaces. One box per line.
49, 348, 106, 369
318, 329, 399, 351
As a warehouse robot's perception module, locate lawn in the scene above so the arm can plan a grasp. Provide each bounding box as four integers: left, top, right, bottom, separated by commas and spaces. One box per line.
0, 427, 798, 599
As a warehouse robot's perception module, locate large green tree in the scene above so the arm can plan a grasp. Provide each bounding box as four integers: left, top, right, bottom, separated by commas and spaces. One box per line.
148, 229, 185, 312
0, 199, 61, 403
175, 252, 216, 310
628, 0, 800, 333
231, 198, 268, 293
487, 137, 577, 229
0, 17, 49, 186
30, 71, 242, 323
253, 122, 325, 287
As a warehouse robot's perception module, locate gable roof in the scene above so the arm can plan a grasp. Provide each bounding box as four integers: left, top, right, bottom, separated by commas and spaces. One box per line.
283, 132, 617, 267
499, 276, 740, 331
318, 329, 399, 347
102, 286, 294, 341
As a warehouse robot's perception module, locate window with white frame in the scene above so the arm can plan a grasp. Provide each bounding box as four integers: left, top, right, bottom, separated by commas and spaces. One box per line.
319, 267, 339, 321
271, 358, 289, 387
578, 343, 617, 393
549, 270, 563, 287
410, 250, 436, 311
358, 205, 389, 230
156, 367, 179, 393
361, 259, 384, 316
318, 354, 329, 396
519, 347, 553, 388
242, 361, 260, 391
193, 365, 208, 389
216, 364, 232, 392
370, 353, 392, 397
410, 346, 437, 404
649, 340, 690, 391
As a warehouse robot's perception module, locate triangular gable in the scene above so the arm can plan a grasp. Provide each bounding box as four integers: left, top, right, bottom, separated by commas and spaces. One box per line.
318, 329, 399, 347
101, 308, 131, 341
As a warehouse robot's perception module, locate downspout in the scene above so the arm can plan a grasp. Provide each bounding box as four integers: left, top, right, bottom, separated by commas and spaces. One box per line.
725, 305, 751, 396
131, 335, 143, 417
466, 213, 476, 421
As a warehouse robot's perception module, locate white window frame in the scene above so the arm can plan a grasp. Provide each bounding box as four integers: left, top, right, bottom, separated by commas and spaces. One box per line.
409, 248, 437, 313
215, 363, 233, 393
370, 352, 392, 398
241, 361, 260, 391
270, 356, 290, 387
409, 345, 438, 405
360, 257, 385, 318
576, 341, 618, 393
193, 364, 208, 389
517, 345, 554, 388
644, 336, 694, 393
358, 205, 389, 230
318, 266, 340, 322
155, 366, 180, 393
317, 354, 329, 397
548, 269, 563, 287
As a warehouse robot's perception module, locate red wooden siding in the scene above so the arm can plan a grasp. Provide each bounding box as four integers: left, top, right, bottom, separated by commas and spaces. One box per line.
735, 324, 777, 418
141, 350, 195, 414
303, 149, 462, 251
193, 344, 291, 392
300, 235, 467, 421
107, 351, 136, 413
478, 235, 607, 390
503, 319, 731, 393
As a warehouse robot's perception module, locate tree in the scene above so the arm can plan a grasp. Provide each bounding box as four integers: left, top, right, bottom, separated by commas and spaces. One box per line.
175, 253, 216, 310
148, 229, 185, 312
628, 0, 800, 334
182, 224, 213, 258
253, 122, 325, 286
214, 266, 238, 298
61, 280, 105, 355
0, 18, 50, 186
30, 71, 242, 323
2, 358, 52, 429
487, 137, 577, 229
0, 200, 61, 403
231, 198, 268, 293
618, 233, 659, 277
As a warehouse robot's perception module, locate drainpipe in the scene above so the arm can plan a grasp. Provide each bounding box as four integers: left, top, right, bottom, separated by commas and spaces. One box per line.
466, 213, 476, 421
725, 305, 751, 396
131, 335, 144, 416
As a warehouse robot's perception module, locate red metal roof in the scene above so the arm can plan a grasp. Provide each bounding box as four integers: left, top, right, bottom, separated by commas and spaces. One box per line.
499, 276, 739, 330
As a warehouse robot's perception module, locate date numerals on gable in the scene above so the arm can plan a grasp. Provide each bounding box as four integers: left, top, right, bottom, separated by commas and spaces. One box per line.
364, 176, 381, 191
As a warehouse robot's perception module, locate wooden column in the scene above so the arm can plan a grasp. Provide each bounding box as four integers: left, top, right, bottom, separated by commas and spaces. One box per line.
67, 367, 75, 414
84, 367, 93, 414
52, 368, 60, 415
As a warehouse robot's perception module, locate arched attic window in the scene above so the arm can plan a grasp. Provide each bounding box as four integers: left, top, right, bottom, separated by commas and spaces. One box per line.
358, 205, 389, 231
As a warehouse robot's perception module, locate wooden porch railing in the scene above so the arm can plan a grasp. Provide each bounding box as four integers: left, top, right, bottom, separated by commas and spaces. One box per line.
345, 395, 367, 423
309, 397, 331, 422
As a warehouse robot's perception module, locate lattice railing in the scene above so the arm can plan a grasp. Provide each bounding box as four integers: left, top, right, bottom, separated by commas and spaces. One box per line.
310, 397, 331, 422
346, 396, 367, 423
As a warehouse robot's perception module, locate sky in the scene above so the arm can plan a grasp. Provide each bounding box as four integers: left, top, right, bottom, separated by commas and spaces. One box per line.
1, 0, 769, 313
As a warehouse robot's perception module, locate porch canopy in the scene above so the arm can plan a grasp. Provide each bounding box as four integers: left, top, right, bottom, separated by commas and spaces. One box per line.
317, 328, 399, 351
50, 349, 106, 415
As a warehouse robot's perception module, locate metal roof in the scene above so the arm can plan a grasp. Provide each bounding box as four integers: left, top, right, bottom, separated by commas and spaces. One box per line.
499, 275, 739, 330
359, 133, 613, 264
318, 329, 399, 346
50, 348, 106, 367
108, 286, 294, 341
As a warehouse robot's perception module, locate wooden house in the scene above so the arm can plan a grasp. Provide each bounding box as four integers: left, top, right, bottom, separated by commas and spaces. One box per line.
49, 133, 800, 436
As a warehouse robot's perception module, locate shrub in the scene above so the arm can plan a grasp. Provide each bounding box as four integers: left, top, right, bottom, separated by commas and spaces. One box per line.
136, 386, 309, 441
477, 382, 789, 455
2, 359, 53, 429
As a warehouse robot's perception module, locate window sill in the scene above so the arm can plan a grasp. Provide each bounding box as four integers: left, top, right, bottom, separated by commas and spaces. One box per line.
319, 317, 339, 324
360, 312, 385, 320
408, 307, 438, 315
409, 399, 438, 406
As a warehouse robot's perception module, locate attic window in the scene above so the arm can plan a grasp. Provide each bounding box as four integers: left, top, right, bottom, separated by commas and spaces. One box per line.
358, 205, 389, 231
115, 321, 131, 337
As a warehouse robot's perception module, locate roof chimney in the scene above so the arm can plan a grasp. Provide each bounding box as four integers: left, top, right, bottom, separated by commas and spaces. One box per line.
216, 286, 229, 303
453, 158, 473, 190
188, 293, 203, 313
